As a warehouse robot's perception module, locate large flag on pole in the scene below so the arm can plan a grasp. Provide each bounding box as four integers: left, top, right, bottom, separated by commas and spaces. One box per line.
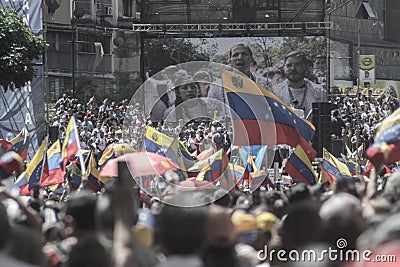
366, 108, 400, 165
242, 155, 257, 187
15, 138, 47, 194
62, 116, 86, 177
222, 69, 316, 161
143, 126, 195, 179
190, 149, 227, 182
42, 139, 64, 188
321, 148, 352, 184
285, 144, 317, 185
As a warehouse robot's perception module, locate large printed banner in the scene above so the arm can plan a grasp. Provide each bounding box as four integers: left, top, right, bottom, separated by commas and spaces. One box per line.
141, 36, 327, 121
0, 0, 45, 159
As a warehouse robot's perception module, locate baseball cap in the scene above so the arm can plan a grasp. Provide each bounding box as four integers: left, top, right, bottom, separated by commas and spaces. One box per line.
231, 210, 258, 244
256, 211, 277, 232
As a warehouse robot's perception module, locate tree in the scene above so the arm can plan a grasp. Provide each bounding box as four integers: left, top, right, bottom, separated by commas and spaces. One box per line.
0, 7, 46, 91
142, 38, 209, 77
267, 37, 326, 67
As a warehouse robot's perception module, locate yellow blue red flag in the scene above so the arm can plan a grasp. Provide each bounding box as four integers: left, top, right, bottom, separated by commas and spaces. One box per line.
285, 144, 317, 185
222, 69, 316, 161
321, 148, 352, 184
367, 107, 400, 165
15, 138, 47, 193
9, 128, 30, 160
42, 139, 65, 188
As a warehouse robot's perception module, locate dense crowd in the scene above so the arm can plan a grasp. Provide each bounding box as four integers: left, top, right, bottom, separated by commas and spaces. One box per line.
331, 92, 399, 155
1, 160, 400, 267
1, 86, 400, 267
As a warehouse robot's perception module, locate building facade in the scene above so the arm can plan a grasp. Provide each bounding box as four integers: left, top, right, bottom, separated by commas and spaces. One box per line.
328, 0, 400, 94
45, 0, 141, 103
45, 0, 400, 102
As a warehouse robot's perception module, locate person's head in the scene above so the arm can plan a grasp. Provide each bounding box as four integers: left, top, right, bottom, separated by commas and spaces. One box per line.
67, 236, 111, 267
173, 73, 200, 104
280, 201, 321, 249
284, 51, 308, 84
229, 44, 254, 77
162, 65, 178, 80
64, 191, 97, 237
193, 70, 212, 97
0, 202, 9, 250
157, 193, 209, 255
313, 54, 327, 73
203, 204, 239, 267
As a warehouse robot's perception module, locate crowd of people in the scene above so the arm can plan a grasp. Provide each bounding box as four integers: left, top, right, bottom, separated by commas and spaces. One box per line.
1, 42, 400, 267
331, 92, 399, 155
1, 156, 400, 267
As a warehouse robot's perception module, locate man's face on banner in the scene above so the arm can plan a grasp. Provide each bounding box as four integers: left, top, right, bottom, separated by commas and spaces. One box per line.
177, 83, 199, 102
284, 56, 306, 83
229, 45, 253, 75
314, 57, 327, 73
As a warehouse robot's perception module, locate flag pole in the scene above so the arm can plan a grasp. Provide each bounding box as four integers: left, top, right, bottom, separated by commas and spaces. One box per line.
71, 116, 87, 190
38, 136, 49, 186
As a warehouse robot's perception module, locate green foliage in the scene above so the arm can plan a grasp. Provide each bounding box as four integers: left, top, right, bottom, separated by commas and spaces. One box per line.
0, 7, 46, 91
143, 38, 209, 77
113, 73, 143, 103
267, 37, 326, 67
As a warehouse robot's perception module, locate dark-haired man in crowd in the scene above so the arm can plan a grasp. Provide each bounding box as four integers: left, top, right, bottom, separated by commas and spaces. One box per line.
272, 51, 327, 117
207, 44, 270, 119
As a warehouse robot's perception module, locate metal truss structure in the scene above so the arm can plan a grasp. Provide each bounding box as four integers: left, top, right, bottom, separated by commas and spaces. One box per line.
132, 22, 331, 37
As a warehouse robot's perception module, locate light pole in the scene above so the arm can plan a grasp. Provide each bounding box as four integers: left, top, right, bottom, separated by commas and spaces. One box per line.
71, 6, 84, 98
327, 0, 352, 94
355, 19, 361, 173
71, 19, 76, 98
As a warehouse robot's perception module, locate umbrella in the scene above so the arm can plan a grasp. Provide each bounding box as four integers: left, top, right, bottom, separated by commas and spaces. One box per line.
99, 151, 179, 177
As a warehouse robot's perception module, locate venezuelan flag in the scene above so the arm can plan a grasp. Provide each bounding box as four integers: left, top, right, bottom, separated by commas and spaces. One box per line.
143, 126, 195, 179
15, 138, 48, 194
9, 128, 30, 160
143, 126, 174, 155
282, 175, 293, 185
242, 155, 257, 186
98, 145, 115, 169
285, 144, 317, 185
191, 149, 227, 182
367, 108, 400, 165
85, 151, 103, 192
341, 153, 357, 175
222, 70, 316, 161
250, 169, 268, 190
321, 148, 352, 184
42, 140, 65, 188
62, 116, 80, 169
228, 163, 245, 181
69, 151, 104, 192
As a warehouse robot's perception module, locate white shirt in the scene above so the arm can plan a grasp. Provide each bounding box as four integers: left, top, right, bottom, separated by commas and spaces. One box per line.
272, 79, 328, 115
